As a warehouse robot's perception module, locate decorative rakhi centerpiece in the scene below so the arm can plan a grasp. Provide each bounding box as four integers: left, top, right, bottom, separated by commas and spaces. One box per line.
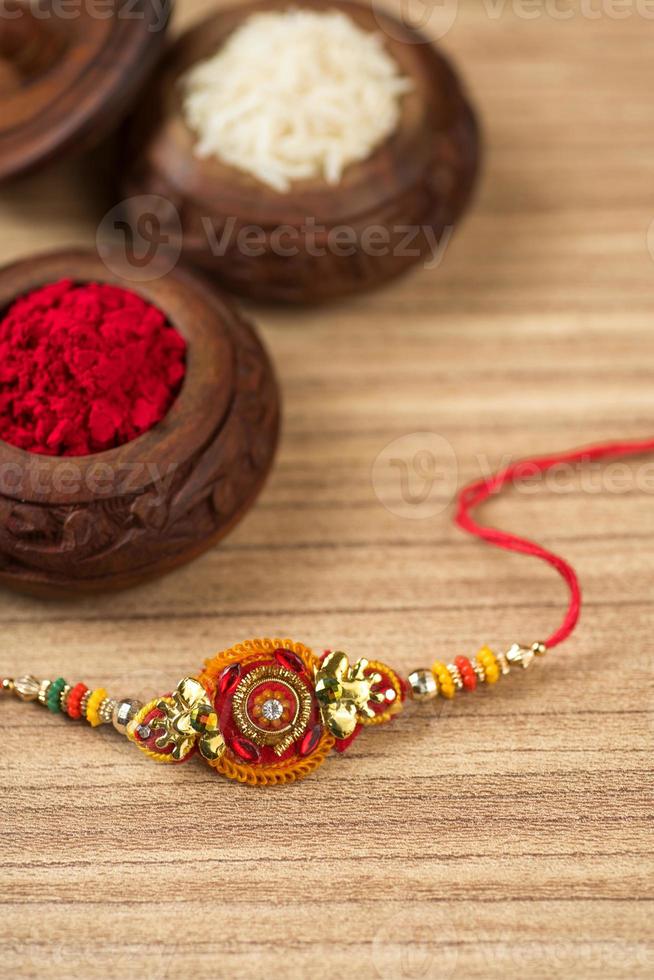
127, 639, 405, 785
5, 437, 650, 788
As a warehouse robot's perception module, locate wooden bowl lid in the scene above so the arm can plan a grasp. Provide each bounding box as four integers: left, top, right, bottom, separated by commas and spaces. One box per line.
0, 0, 171, 182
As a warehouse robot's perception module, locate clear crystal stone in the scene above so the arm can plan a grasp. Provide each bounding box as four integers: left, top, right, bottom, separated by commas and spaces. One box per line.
261, 698, 284, 721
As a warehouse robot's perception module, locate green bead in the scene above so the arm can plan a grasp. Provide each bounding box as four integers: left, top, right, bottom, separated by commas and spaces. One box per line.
46, 677, 66, 714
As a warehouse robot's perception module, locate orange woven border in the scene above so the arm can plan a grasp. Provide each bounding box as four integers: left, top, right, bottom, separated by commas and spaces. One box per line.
199, 638, 333, 786
200, 637, 323, 686
207, 730, 336, 786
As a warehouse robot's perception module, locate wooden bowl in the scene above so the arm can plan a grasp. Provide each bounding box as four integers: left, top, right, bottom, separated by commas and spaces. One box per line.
123, 0, 480, 304
0, 250, 280, 596
0, 0, 171, 182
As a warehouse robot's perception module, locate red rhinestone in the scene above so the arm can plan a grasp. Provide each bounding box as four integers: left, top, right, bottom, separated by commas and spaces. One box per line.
299, 724, 322, 757
229, 735, 261, 763
274, 649, 305, 673
218, 663, 241, 697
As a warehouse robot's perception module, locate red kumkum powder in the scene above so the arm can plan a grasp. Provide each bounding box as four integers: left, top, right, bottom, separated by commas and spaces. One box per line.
0, 279, 187, 456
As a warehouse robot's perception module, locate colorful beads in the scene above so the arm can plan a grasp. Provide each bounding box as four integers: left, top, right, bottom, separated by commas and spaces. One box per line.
85, 688, 108, 728
408, 643, 521, 704
46, 678, 67, 714
431, 661, 456, 700
66, 683, 88, 720
476, 646, 500, 684
9, 672, 135, 737
454, 656, 477, 691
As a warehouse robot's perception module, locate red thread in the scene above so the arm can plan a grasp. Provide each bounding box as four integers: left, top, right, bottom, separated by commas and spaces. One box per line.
455, 437, 654, 649
0, 279, 186, 456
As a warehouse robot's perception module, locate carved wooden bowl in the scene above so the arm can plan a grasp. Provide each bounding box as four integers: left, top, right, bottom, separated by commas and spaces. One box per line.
0, 250, 280, 596
0, 0, 171, 182
122, 0, 480, 304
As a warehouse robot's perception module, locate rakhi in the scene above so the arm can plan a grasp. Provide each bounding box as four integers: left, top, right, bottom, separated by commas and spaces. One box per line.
2, 436, 651, 787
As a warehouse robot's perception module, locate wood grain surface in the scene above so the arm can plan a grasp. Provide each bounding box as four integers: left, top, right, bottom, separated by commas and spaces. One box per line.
1, 1, 653, 978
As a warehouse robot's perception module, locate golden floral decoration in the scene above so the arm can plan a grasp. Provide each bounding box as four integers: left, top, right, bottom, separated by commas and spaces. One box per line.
146, 677, 225, 762
314, 652, 385, 739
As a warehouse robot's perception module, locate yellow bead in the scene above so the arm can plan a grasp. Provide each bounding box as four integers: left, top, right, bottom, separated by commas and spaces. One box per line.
472, 647, 501, 685
86, 688, 108, 728
477, 646, 497, 666
431, 661, 456, 699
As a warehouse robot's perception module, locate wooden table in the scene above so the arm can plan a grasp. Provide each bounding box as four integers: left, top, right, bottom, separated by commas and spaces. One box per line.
1, 1, 652, 977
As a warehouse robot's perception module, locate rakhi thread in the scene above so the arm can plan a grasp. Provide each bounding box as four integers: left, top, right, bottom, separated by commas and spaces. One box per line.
456, 435, 654, 648
4, 436, 654, 785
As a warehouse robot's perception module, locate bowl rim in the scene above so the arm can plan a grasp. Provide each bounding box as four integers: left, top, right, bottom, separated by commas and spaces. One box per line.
0, 248, 237, 506
0, 0, 173, 181
130, 0, 468, 228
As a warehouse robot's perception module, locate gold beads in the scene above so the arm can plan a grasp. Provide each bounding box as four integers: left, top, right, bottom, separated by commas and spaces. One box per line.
447, 663, 464, 692
14, 674, 41, 701
1, 677, 15, 695
408, 669, 437, 701
37, 679, 51, 705
506, 642, 547, 670
112, 698, 143, 735
59, 684, 71, 714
